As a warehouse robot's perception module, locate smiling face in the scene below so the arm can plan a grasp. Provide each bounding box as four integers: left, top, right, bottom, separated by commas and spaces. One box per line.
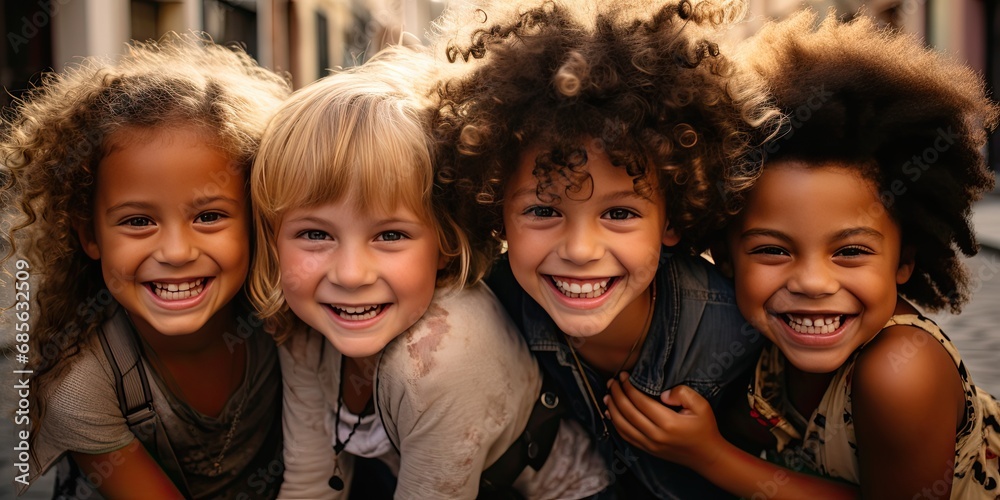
727, 161, 914, 373
502, 142, 678, 338
82, 128, 250, 339
276, 199, 443, 358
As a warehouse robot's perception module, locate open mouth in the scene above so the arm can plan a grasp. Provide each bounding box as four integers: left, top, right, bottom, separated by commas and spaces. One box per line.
550, 277, 615, 299
329, 304, 386, 321
782, 313, 846, 335
148, 278, 207, 301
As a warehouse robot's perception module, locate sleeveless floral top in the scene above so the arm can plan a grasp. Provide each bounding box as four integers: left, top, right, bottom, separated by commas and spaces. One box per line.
747, 314, 1000, 498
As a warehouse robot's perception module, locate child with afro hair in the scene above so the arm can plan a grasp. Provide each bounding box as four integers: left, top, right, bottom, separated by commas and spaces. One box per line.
434, 0, 781, 496
605, 10, 1000, 499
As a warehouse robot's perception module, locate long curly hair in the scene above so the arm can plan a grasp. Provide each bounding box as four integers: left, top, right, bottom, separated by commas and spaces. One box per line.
432, 0, 782, 264
0, 33, 290, 430
249, 46, 485, 344
738, 11, 998, 312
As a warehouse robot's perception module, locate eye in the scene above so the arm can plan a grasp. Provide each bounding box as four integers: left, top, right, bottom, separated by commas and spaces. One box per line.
835, 245, 873, 257
297, 230, 330, 241
376, 231, 408, 242
523, 206, 559, 218
604, 208, 638, 220
195, 212, 225, 224
749, 246, 789, 257
121, 217, 153, 227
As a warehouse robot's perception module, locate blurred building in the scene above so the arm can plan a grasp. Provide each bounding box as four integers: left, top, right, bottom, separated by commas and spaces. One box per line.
0, 0, 996, 168
0, 0, 446, 100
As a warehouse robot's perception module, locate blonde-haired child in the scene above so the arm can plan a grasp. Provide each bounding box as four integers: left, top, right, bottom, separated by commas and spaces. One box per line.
249, 46, 607, 499
605, 11, 1000, 499
3, 34, 290, 498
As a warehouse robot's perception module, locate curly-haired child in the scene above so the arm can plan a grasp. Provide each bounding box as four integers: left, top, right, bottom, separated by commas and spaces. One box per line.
433, 0, 782, 496
249, 46, 607, 499
3, 34, 290, 498
605, 11, 1000, 498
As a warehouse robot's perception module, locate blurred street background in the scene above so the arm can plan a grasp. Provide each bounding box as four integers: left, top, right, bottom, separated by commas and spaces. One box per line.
2, 0, 999, 498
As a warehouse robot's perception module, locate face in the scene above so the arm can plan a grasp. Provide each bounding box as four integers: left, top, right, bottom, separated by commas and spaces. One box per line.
82, 128, 250, 338
276, 199, 444, 358
503, 142, 678, 338
726, 161, 914, 373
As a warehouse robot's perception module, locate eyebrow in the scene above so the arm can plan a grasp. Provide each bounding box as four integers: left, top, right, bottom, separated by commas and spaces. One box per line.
105, 196, 242, 215
739, 227, 884, 241
507, 186, 651, 204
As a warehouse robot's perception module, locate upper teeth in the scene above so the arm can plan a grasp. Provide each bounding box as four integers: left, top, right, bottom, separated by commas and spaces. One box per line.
553, 279, 609, 298
151, 279, 206, 300
153, 279, 204, 291
333, 304, 381, 320
785, 314, 842, 334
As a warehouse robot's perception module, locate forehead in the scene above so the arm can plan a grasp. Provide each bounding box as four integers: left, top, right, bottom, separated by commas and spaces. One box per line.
95, 128, 242, 202
508, 141, 657, 200
739, 160, 898, 235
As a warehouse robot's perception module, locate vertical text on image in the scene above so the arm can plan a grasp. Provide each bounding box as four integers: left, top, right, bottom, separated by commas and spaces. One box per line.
12, 259, 33, 485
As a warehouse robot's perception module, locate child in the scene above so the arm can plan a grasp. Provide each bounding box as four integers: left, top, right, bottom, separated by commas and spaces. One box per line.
433, 0, 781, 496
248, 46, 607, 499
3, 34, 290, 498
606, 11, 1000, 499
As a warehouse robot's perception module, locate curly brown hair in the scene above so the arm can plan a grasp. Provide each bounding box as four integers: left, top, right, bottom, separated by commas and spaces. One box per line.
0, 33, 290, 431
432, 0, 781, 264
738, 11, 998, 312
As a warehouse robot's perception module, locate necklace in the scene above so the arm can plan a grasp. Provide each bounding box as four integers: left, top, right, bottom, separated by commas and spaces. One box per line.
328, 361, 373, 491
564, 281, 656, 440
209, 345, 249, 477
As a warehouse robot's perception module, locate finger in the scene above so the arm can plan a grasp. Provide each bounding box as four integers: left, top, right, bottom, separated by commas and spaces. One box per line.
619, 374, 677, 417
606, 375, 665, 439
660, 385, 712, 416
604, 391, 654, 450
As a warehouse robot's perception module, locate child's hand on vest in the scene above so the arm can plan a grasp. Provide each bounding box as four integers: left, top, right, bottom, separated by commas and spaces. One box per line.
604, 374, 727, 472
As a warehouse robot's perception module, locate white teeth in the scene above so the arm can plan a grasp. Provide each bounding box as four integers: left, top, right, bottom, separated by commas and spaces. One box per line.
553, 278, 611, 298
784, 314, 843, 335
151, 279, 206, 301
333, 304, 382, 321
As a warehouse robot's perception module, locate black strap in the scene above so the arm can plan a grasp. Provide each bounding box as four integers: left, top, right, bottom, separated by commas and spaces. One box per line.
479, 373, 567, 497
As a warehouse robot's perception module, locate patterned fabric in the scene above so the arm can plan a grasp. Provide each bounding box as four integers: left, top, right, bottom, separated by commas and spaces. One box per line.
748, 314, 1000, 498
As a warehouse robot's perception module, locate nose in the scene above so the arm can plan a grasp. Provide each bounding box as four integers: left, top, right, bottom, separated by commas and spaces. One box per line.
786, 255, 840, 298
557, 218, 605, 265
329, 243, 377, 290
154, 226, 199, 266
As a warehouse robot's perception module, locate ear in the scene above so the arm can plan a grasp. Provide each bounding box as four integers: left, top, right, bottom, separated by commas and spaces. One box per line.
75, 222, 101, 260
437, 253, 449, 271
895, 245, 916, 284
661, 220, 680, 247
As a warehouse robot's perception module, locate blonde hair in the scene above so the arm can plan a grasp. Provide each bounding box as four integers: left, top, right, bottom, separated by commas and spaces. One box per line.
0, 32, 290, 434
249, 47, 475, 343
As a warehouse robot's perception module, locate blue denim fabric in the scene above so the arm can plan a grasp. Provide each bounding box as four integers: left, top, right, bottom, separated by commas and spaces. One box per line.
487, 247, 765, 499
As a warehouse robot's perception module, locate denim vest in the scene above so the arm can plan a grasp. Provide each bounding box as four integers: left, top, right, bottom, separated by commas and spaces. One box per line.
488, 248, 765, 499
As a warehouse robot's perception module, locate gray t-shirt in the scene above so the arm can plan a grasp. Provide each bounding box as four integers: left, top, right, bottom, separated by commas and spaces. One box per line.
23, 305, 282, 499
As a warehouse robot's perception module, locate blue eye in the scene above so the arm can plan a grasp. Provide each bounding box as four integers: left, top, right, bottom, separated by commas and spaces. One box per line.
377, 231, 407, 242
300, 230, 329, 240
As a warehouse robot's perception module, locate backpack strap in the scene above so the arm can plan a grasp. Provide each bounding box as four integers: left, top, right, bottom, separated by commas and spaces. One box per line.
97, 312, 156, 430
96, 311, 192, 497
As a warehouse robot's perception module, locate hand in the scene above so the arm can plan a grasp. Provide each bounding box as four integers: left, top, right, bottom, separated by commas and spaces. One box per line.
604, 373, 725, 471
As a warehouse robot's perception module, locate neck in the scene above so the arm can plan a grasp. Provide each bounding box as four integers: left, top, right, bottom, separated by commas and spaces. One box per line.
571, 285, 654, 376
341, 354, 378, 414
131, 301, 241, 359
